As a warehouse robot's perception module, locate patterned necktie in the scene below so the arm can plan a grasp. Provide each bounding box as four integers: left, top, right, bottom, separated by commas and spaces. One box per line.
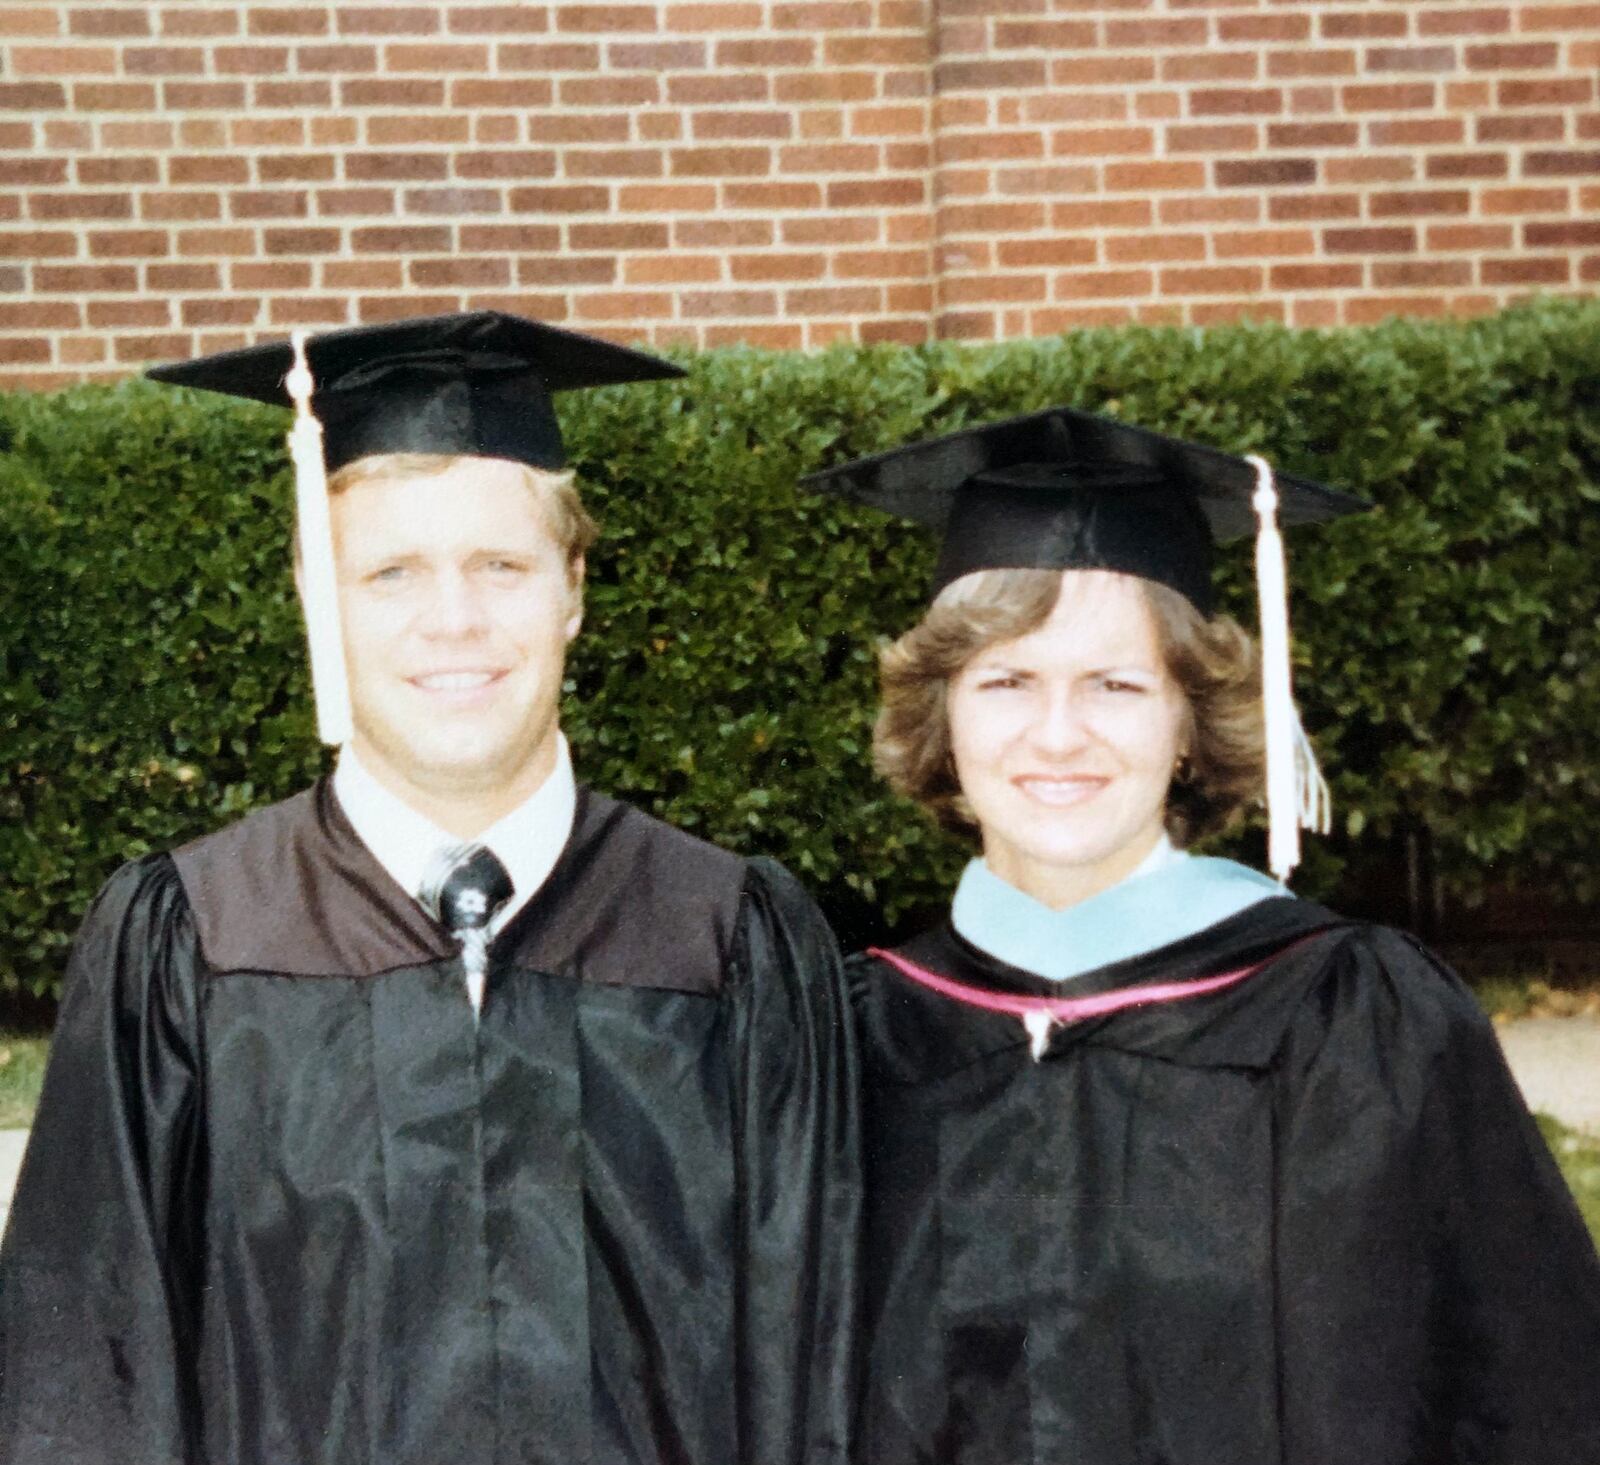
418, 843, 515, 1016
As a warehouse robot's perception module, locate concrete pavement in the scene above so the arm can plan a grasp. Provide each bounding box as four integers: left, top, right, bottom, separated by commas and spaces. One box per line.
1, 1017, 1596, 1233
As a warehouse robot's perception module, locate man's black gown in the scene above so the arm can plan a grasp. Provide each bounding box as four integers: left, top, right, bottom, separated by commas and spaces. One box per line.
850, 899, 1600, 1464
0, 781, 859, 1465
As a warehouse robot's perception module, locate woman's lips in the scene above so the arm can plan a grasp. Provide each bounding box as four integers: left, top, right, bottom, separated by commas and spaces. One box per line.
1011, 774, 1110, 807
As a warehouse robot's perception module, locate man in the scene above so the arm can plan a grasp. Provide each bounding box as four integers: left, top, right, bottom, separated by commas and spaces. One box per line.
0, 314, 858, 1465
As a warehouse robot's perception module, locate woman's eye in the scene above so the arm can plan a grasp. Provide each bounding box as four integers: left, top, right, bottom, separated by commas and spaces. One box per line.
1100, 677, 1149, 695
975, 674, 1024, 691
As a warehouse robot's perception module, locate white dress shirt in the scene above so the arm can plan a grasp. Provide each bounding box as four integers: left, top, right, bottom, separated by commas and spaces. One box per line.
331, 734, 578, 940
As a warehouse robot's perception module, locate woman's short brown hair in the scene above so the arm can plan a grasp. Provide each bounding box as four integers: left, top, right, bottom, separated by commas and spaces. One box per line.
873, 568, 1265, 847
323, 452, 598, 572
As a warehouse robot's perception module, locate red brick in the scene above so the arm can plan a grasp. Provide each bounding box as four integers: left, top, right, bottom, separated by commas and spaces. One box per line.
140, 192, 222, 221
447, 5, 556, 33
1270, 262, 1363, 290
1159, 265, 1262, 293
1052, 199, 1152, 230
1373, 259, 1475, 288
1164, 50, 1259, 83
1321, 12, 1408, 39
263, 227, 342, 256
676, 219, 774, 248
0, 230, 75, 262
558, 75, 658, 106
1267, 190, 1358, 221
209, 44, 289, 73
174, 227, 255, 256
704, 323, 804, 347
514, 256, 616, 286
995, 238, 1098, 268
1288, 298, 1341, 327
0, 300, 80, 329
404, 187, 504, 215
571, 222, 670, 251
1269, 121, 1359, 147
409, 257, 509, 287
0, 81, 64, 110
1215, 157, 1316, 187
573, 292, 676, 321
347, 152, 451, 182
29, 192, 133, 221
317, 187, 398, 216
1481, 255, 1571, 284
1324, 226, 1417, 253
508, 185, 611, 211
942, 274, 1048, 306
715, 37, 815, 65
253, 80, 332, 107
1368, 45, 1459, 73
729, 252, 827, 282
689, 109, 790, 142
994, 19, 1097, 47
1190, 87, 1284, 116
459, 224, 563, 251
1268, 48, 1357, 78
296, 44, 380, 72
1343, 83, 1439, 112
73, 82, 159, 109
1104, 16, 1206, 46
386, 41, 488, 69
1483, 185, 1572, 214
1525, 219, 1600, 246
1029, 306, 1136, 332
346, 225, 450, 254
1024, 94, 1129, 125
1219, 14, 1309, 42
936, 58, 1047, 91
157, 8, 242, 38
87, 299, 173, 330
230, 190, 311, 219
556, 5, 659, 30
1190, 299, 1285, 326
1501, 78, 1593, 107
358, 293, 469, 322
453, 150, 559, 179
343, 78, 449, 107
0, 338, 51, 365
1104, 160, 1208, 191
784, 286, 883, 314
1327, 155, 1416, 184
1418, 7, 1511, 36
669, 74, 770, 105
1053, 269, 1154, 301
1106, 233, 1207, 264
567, 148, 666, 178
158, 81, 246, 109
178, 296, 260, 327
257, 154, 337, 184
1159, 195, 1261, 225
835, 248, 929, 278
121, 44, 206, 74
1467, 42, 1560, 68
625, 256, 721, 285
0, 157, 64, 185
1426, 223, 1514, 249
851, 104, 931, 139
269, 296, 351, 326
147, 262, 220, 290
366, 116, 471, 146
1051, 55, 1156, 87
1370, 189, 1472, 217
1050, 126, 1152, 157
783, 216, 877, 246
670, 146, 772, 177
826, 178, 924, 208
232, 261, 314, 290
1369, 118, 1465, 146
1525, 150, 1600, 176
1214, 227, 1316, 258
665, 3, 763, 27
1426, 152, 1508, 179
12, 43, 121, 74
1520, 4, 1600, 28
34, 264, 138, 290
69, 7, 151, 36
617, 184, 718, 211
337, 7, 443, 35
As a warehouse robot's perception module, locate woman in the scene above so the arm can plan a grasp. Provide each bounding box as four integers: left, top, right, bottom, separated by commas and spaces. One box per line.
805, 407, 1600, 1465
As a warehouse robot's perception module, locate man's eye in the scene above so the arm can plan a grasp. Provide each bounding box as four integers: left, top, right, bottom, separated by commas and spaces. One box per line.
369, 565, 410, 584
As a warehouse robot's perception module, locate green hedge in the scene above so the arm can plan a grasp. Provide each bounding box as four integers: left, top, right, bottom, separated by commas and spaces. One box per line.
3, 301, 1598, 997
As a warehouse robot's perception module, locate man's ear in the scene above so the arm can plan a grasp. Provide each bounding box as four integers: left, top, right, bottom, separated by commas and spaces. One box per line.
564, 555, 585, 642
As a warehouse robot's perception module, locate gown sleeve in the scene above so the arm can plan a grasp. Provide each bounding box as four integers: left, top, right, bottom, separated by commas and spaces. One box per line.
1274, 926, 1600, 1463
725, 857, 860, 1465
0, 855, 207, 1465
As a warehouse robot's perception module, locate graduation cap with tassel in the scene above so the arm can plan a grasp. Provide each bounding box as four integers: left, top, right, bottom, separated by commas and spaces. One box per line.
146, 311, 686, 748
800, 404, 1370, 886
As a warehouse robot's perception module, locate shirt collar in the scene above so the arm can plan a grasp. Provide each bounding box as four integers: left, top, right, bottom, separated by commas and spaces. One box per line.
332, 735, 577, 934
951, 836, 1283, 982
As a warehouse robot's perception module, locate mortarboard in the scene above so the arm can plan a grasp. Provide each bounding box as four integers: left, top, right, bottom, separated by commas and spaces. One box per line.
146, 312, 685, 747
146, 310, 686, 474
799, 405, 1366, 614
801, 405, 1372, 883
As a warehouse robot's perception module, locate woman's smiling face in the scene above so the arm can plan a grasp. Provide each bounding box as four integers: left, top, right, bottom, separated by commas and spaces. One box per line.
946, 570, 1190, 910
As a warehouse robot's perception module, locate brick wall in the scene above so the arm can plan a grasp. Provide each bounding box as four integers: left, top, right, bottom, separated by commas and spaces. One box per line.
2, 1, 1596, 387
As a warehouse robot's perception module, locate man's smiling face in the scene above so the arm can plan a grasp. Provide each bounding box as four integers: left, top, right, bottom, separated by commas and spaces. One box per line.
329, 455, 583, 817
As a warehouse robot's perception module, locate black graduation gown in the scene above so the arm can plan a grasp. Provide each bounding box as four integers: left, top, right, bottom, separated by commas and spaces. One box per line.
0, 781, 859, 1465
850, 899, 1600, 1465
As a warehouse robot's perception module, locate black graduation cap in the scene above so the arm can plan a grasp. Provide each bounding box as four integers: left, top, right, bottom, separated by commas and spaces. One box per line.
799, 405, 1367, 614
145, 310, 686, 472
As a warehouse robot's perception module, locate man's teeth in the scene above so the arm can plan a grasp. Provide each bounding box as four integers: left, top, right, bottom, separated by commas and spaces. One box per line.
417, 672, 494, 690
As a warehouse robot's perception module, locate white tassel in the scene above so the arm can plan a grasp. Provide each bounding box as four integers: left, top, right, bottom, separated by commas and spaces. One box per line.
1247, 455, 1329, 884
286, 330, 353, 746
1022, 1009, 1056, 1062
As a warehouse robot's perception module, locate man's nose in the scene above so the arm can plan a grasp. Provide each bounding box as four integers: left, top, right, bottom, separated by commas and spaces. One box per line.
419, 569, 489, 637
